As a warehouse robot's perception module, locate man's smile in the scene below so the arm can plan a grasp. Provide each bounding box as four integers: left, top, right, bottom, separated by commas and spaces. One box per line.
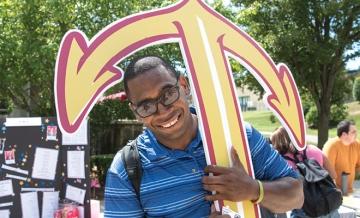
159, 114, 180, 128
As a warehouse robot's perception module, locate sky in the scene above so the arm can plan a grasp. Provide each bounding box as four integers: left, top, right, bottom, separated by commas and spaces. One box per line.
346, 56, 360, 70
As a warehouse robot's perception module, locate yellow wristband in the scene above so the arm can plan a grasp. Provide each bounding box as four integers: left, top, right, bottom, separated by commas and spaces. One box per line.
252, 180, 264, 204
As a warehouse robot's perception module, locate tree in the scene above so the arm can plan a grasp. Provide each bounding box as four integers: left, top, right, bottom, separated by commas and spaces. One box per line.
233, 0, 360, 147
353, 77, 360, 102
0, 0, 180, 117
0, 0, 184, 154
0, 0, 77, 116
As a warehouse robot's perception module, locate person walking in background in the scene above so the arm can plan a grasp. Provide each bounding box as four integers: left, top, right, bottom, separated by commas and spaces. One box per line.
323, 120, 360, 194
271, 127, 339, 218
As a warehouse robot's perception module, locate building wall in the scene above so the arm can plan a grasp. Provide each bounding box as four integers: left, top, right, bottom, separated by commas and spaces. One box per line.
236, 86, 268, 111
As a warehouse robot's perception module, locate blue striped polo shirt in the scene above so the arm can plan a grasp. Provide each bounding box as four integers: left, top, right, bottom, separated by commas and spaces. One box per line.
104, 123, 297, 218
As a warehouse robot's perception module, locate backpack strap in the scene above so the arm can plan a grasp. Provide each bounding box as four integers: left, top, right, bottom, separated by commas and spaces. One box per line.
121, 139, 142, 200
302, 147, 308, 160
282, 155, 297, 163
283, 146, 310, 163
293, 147, 308, 162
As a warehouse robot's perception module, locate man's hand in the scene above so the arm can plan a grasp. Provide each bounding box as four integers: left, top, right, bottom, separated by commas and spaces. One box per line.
202, 146, 259, 202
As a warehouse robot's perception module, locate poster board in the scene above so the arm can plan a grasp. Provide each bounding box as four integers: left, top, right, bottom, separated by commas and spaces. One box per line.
0, 117, 90, 218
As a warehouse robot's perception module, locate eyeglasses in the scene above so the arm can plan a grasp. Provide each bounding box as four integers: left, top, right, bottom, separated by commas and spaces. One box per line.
131, 79, 180, 118
349, 130, 357, 135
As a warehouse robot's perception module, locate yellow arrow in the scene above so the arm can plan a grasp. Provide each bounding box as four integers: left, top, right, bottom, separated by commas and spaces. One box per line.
55, 8, 182, 133
55, 0, 306, 216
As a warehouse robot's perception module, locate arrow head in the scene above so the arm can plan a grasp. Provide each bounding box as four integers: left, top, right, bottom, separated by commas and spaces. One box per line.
55, 30, 122, 134
267, 64, 306, 150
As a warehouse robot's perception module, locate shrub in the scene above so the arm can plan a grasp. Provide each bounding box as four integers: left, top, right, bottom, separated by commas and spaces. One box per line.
269, 114, 276, 123
0, 96, 13, 115
353, 77, 360, 102
329, 105, 348, 127
305, 106, 318, 128
305, 105, 348, 128
301, 93, 313, 116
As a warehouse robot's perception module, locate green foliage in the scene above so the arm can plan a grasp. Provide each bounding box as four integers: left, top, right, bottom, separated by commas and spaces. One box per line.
211, 0, 237, 23
90, 154, 115, 187
269, 114, 276, 124
330, 105, 349, 127
233, 0, 360, 145
89, 99, 135, 125
301, 92, 314, 116
306, 105, 348, 128
305, 106, 318, 128
245, 102, 360, 140
0, 0, 66, 116
0, 96, 13, 115
331, 70, 353, 103
118, 43, 185, 76
232, 61, 264, 98
353, 78, 360, 102
0, 0, 179, 116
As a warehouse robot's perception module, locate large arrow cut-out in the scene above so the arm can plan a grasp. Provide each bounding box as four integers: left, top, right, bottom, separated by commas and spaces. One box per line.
55, 0, 306, 216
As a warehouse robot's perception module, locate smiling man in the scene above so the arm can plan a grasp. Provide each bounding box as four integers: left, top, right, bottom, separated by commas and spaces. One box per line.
323, 120, 360, 194
104, 56, 303, 218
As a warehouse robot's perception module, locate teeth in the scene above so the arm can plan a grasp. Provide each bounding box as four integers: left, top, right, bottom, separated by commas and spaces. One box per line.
161, 116, 179, 128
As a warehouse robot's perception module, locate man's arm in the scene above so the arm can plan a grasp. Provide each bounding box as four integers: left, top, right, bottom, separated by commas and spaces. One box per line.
322, 140, 337, 179
202, 147, 303, 213
260, 176, 303, 212
322, 154, 337, 179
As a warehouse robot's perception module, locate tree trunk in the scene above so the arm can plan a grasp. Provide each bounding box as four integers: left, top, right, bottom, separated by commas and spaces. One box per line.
317, 102, 331, 149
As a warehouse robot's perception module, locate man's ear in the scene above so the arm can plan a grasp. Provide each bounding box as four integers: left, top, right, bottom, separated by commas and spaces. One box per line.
129, 102, 143, 122
179, 75, 191, 95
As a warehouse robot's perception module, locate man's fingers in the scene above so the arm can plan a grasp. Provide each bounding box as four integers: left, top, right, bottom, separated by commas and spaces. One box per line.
203, 184, 226, 193
202, 175, 226, 185
231, 146, 245, 170
204, 165, 231, 174
205, 193, 226, 201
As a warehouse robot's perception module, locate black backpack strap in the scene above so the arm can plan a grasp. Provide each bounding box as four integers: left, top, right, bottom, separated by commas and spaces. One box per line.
282, 155, 297, 163
295, 147, 308, 162
302, 147, 308, 160
121, 139, 142, 200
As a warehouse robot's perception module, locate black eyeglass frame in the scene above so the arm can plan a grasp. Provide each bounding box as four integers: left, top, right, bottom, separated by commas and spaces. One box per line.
129, 78, 180, 118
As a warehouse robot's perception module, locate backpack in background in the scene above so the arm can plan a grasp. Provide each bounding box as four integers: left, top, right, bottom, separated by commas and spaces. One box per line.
283, 150, 342, 217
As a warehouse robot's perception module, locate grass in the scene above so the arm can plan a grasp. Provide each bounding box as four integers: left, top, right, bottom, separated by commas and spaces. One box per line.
242, 110, 280, 133
243, 101, 360, 138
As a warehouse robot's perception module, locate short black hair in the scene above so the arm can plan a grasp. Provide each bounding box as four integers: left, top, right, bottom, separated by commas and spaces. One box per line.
337, 120, 355, 137
123, 55, 179, 95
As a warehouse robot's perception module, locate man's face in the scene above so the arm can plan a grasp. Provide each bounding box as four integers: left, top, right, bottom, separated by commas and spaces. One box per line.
127, 65, 192, 143
342, 125, 357, 145
346, 125, 357, 144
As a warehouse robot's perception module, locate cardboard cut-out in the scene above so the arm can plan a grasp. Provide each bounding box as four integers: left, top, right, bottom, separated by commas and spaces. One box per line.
55, 0, 306, 216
